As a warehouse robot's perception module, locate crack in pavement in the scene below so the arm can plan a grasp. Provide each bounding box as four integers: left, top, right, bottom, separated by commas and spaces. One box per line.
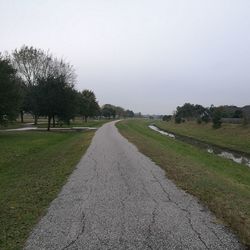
144, 207, 157, 250
61, 212, 86, 250
149, 169, 210, 249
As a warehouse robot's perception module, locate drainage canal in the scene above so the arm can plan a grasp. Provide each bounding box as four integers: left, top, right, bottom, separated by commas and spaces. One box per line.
149, 125, 250, 168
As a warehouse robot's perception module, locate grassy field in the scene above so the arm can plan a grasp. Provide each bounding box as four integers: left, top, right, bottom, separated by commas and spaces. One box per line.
0, 122, 27, 130
154, 120, 250, 154
0, 118, 111, 131
0, 130, 95, 250
117, 119, 250, 246
36, 119, 110, 129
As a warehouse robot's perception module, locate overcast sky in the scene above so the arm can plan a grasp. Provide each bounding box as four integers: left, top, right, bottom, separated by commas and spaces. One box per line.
1, 0, 250, 114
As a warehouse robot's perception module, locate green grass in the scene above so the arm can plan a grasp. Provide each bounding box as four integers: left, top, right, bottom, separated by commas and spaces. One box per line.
154, 120, 250, 154
116, 119, 250, 247
0, 130, 95, 250
1, 115, 111, 130
36, 119, 111, 129
0, 122, 26, 130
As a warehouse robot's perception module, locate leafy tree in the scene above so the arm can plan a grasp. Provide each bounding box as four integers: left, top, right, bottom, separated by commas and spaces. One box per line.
11, 46, 53, 123
100, 104, 134, 119
12, 46, 77, 126
0, 56, 22, 125
56, 87, 78, 126
79, 90, 99, 122
101, 104, 117, 119
36, 75, 76, 130
233, 109, 243, 118
101, 108, 113, 119
176, 103, 194, 120
162, 115, 172, 122
125, 109, 134, 118
101, 104, 134, 119
212, 109, 222, 129
18, 81, 28, 123
201, 111, 210, 123
175, 103, 212, 124
114, 106, 125, 118
175, 116, 182, 124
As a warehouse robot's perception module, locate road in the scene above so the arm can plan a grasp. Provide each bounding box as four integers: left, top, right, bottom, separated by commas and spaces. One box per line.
25, 121, 243, 249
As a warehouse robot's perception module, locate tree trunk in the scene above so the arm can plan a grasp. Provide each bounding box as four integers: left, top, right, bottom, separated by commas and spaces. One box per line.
34, 115, 38, 125
20, 111, 24, 123
52, 115, 55, 127
84, 116, 88, 122
47, 115, 51, 131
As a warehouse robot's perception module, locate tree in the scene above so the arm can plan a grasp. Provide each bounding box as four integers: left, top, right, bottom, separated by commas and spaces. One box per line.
175, 116, 182, 124
212, 109, 222, 129
0, 56, 22, 125
101, 107, 112, 119
48, 57, 76, 127
162, 115, 172, 122
79, 90, 99, 122
174, 103, 211, 124
11, 45, 53, 123
100, 104, 134, 119
58, 88, 78, 125
12, 46, 77, 126
176, 103, 195, 120
114, 106, 125, 118
201, 110, 210, 123
125, 109, 134, 118
233, 109, 243, 118
36, 75, 76, 130
101, 104, 116, 119
18, 81, 28, 123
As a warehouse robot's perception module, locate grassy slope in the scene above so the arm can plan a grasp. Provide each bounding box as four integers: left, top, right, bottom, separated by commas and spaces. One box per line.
154, 120, 250, 154
117, 119, 250, 246
0, 130, 95, 250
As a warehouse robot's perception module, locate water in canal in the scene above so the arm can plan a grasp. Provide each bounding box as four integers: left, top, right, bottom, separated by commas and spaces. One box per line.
149, 125, 250, 168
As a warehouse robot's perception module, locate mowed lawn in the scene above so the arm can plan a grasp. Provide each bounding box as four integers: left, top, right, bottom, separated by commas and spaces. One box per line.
117, 119, 250, 247
0, 130, 95, 250
0, 118, 111, 131
36, 118, 112, 129
154, 120, 250, 154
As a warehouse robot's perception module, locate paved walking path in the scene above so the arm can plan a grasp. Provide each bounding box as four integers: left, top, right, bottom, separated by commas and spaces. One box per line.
25, 121, 243, 249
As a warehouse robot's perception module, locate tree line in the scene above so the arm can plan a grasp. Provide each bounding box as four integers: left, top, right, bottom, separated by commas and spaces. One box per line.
101, 104, 134, 119
0, 45, 134, 130
163, 103, 248, 129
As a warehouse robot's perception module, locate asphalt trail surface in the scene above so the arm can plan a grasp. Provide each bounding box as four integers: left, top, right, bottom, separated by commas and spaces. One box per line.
25, 121, 243, 249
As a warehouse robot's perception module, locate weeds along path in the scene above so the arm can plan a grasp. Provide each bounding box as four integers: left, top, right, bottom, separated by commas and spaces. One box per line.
25, 121, 243, 249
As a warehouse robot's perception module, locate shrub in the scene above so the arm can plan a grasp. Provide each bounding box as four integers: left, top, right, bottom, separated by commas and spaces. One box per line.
197, 118, 202, 124
175, 116, 182, 124
212, 110, 222, 129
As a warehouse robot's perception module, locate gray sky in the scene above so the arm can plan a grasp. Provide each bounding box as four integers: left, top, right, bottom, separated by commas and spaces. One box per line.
1, 0, 250, 114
